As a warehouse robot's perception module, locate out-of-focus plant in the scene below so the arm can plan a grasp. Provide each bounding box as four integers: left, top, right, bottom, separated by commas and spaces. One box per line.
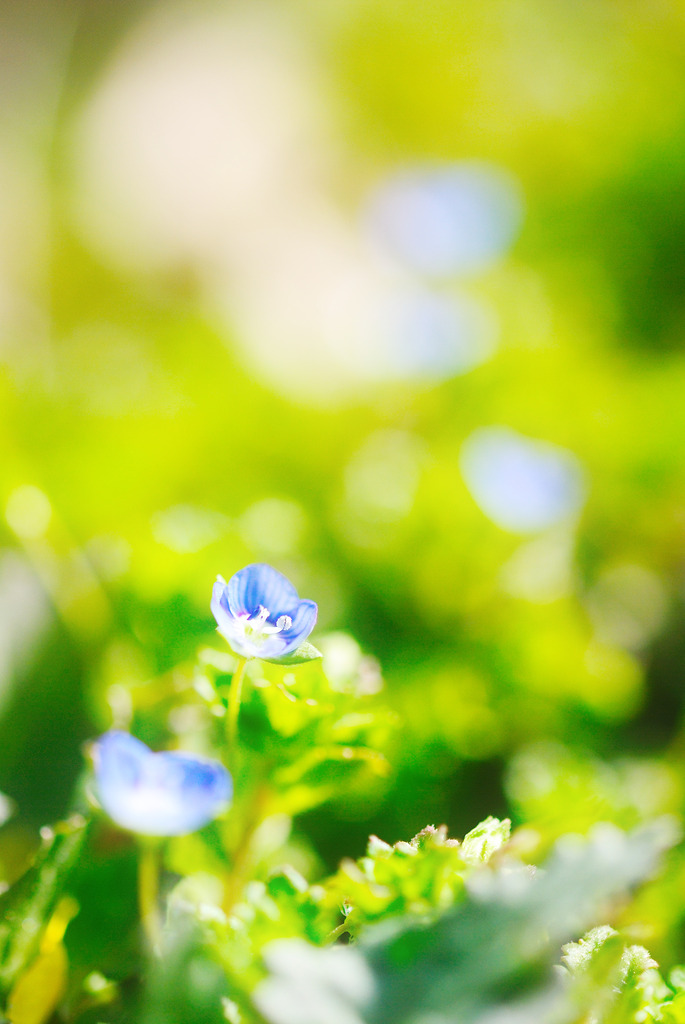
0, 565, 684, 1024
91, 729, 232, 952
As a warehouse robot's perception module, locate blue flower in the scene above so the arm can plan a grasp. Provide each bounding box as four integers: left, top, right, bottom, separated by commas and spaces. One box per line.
92, 731, 232, 837
211, 563, 318, 661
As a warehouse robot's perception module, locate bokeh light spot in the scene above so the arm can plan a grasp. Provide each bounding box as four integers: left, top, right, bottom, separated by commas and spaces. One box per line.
5, 485, 52, 539
365, 162, 524, 277
460, 427, 585, 534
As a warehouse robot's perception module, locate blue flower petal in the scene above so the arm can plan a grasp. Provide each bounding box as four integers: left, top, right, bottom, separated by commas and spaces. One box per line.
147, 752, 232, 834
254, 633, 291, 660
278, 599, 318, 654
211, 579, 234, 636
93, 731, 232, 837
94, 730, 149, 786
227, 564, 299, 618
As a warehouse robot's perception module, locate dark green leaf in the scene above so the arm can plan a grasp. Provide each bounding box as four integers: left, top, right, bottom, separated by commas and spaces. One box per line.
0, 815, 89, 994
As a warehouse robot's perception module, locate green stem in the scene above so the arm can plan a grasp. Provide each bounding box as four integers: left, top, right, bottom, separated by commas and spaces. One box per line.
226, 656, 248, 757
325, 920, 351, 945
222, 782, 271, 915
138, 841, 162, 954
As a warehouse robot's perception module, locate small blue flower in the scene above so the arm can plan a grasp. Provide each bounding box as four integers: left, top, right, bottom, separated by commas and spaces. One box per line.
211, 563, 318, 661
92, 731, 232, 837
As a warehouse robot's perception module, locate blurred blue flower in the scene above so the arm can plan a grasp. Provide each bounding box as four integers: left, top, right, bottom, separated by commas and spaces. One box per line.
211, 563, 317, 660
380, 287, 497, 380
93, 731, 231, 837
365, 162, 523, 277
460, 426, 585, 533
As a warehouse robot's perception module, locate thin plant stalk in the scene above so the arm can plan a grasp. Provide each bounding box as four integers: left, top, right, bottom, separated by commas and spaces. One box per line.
325, 920, 351, 945
138, 840, 163, 954
222, 781, 271, 914
226, 656, 248, 756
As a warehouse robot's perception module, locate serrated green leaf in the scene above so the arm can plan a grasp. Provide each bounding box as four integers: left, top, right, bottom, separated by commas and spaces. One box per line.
460, 816, 511, 866
622, 943, 658, 984
361, 820, 677, 1024
261, 642, 323, 666
254, 819, 677, 1024
562, 924, 619, 973
313, 824, 467, 941
366, 835, 393, 859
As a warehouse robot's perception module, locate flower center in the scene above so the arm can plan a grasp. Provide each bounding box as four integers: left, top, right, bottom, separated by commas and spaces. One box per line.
240, 605, 292, 646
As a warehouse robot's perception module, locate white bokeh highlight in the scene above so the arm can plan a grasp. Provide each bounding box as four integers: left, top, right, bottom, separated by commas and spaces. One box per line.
69, 9, 519, 404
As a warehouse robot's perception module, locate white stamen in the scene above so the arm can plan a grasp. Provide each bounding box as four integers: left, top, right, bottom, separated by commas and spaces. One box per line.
253, 605, 270, 629
240, 606, 292, 644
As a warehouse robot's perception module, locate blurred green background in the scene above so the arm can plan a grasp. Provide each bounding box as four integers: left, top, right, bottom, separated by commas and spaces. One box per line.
1, 0, 685, 897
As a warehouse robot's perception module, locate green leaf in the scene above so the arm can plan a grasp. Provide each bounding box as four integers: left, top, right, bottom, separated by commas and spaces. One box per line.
141, 920, 230, 1024
562, 927, 666, 1024
255, 940, 373, 1024
261, 642, 323, 666
0, 815, 89, 994
254, 819, 677, 1024
663, 992, 685, 1024
562, 924, 620, 972
315, 824, 467, 940
460, 816, 511, 865
362, 820, 677, 1024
